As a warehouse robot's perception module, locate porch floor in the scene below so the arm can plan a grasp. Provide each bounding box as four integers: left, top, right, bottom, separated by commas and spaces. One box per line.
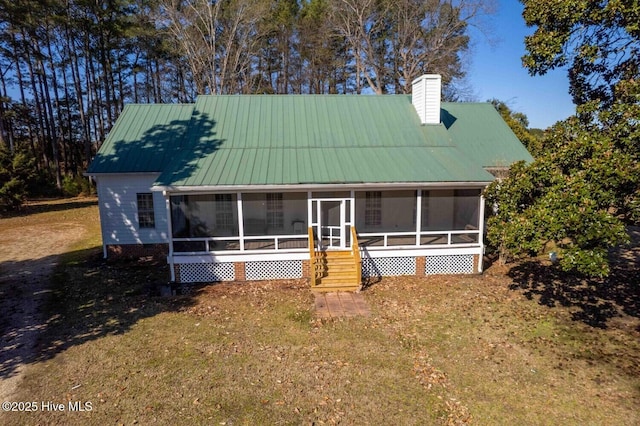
314, 292, 371, 319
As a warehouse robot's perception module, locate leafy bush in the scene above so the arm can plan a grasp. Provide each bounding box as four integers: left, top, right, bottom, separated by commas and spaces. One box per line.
28, 169, 59, 197
484, 98, 639, 277
62, 174, 95, 197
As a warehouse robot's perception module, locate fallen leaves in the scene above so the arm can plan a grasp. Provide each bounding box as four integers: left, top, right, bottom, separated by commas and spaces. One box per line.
414, 352, 472, 424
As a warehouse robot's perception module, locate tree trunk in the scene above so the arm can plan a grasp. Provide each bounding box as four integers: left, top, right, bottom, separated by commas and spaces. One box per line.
12, 32, 39, 169
86, 34, 105, 144
36, 50, 62, 190
67, 23, 92, 166
97, 31, 114, 128
23, 29, 50, 171
0, 70, 10, 152
45, 32, 67, 181
60, 47, 78, 175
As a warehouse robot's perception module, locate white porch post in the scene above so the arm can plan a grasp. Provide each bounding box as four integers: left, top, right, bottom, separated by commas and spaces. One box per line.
350, 190, 355, 226
307, 191, 313, 250
340, 200, 346, 248
416, 190, 422, 246
237, 192, 244, 251
478, 194, 486, 273
307, 191, 312, 229
350, 190, 355, 248
165, 193, 176, 282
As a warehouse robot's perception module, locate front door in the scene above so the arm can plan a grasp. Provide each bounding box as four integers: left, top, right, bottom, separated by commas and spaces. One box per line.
311, 198, 351, 250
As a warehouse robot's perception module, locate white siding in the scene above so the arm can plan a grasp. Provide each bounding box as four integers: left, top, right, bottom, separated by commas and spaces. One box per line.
412, 79, 426, 123
95, 174, 169, 245
411, 74, 441, 125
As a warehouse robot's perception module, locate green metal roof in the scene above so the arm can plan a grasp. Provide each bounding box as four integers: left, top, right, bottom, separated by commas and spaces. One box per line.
87, 104, 195, 173
88, 95, 532, 187
442, 103, 534, 167
154, 95, 503, 187
158, 146, 491, 187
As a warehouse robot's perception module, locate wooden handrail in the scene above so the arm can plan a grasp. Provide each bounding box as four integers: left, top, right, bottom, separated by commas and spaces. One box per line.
351, 227, 361, 288
308, 227, 317, 287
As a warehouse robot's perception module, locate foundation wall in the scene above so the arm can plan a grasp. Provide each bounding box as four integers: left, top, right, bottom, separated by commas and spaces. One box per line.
172, 253, 480, 284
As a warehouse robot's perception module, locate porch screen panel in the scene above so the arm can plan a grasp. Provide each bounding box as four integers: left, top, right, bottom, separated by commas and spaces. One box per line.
171, 196, 187, 237
453, 189, 481, 229
421, 190, 454, 231
242, 192, 307, 236
421, 189, 481, 231
170, 194, 239, 237
355, 190, 417, 233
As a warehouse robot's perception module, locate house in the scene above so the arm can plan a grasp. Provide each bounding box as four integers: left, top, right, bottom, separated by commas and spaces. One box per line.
86, 75, 533, 291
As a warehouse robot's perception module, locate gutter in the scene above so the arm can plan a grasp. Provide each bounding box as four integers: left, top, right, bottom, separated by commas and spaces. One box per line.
154, 181, 492, 194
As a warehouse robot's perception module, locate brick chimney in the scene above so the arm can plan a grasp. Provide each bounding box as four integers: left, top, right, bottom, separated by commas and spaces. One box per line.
412, 74, 441, 125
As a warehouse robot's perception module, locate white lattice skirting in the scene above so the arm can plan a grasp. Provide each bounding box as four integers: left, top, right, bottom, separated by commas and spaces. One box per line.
245, 260, 303, 280
425, 254, 474, 275
178, 262, 235, 283
362, 256, 416, 278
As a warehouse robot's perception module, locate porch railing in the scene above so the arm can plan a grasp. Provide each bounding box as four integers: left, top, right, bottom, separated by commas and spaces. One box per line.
172, 234, 308, 254
351, 227, 361, 287
172, 228, 481, 254
308, 227, 322, 287
357, 229, 481, 248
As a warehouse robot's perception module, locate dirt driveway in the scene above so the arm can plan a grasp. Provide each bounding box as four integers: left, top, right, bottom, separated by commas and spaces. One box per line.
0, 200, 94, 402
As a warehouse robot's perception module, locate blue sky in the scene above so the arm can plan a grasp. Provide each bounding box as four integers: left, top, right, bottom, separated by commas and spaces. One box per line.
466, 0, 576, 129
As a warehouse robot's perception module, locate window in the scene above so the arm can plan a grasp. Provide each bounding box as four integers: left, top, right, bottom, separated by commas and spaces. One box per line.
364, 191, 382, 227
215, 194, 234, 230
137, 193, 155, 228
266, 193, 284, 229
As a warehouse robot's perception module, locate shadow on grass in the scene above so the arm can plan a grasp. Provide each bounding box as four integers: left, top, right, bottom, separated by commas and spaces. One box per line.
1, 198, 98, 219
359, 249, 382, 291
0, 247, 200, 382
507, 228, 640, 328
508, 264, 633, 328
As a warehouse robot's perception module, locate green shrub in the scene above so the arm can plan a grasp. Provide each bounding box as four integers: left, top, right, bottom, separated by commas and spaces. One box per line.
62, 175, 95, 196
28, 169, 59, 197
0, 145, 36, 211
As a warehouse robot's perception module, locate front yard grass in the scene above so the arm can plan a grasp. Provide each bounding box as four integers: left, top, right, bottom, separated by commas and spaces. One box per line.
2, 202, 639, 425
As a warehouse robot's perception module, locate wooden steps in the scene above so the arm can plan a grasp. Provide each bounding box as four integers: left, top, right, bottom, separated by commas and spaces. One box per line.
311, 250, 361, 292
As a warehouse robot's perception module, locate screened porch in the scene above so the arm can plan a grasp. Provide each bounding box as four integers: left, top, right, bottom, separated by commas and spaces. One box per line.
168, 189, 483, 254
